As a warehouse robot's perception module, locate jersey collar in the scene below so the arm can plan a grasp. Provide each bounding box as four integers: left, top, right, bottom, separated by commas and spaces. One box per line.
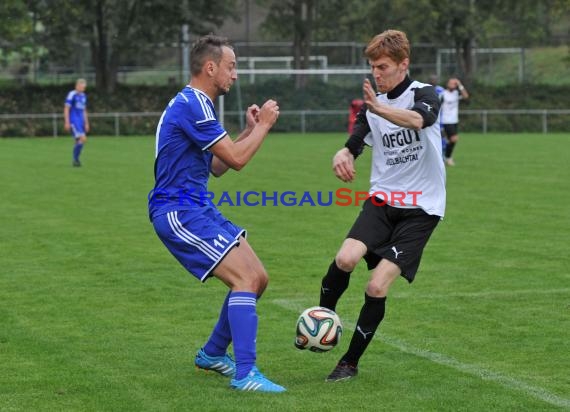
387, 75, 412, 99
186, 86, 214, 106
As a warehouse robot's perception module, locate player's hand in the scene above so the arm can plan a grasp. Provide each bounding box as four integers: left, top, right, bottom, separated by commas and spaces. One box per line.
85, 123, 90, 133
64, 122, 70, 132
333, 148, 356, 182
363, 78, 381, 116
245, 104, 260, 129
257, 99, 280, 128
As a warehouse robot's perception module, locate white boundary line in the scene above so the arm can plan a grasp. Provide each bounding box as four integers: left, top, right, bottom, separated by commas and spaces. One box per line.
272, 298, 570, 409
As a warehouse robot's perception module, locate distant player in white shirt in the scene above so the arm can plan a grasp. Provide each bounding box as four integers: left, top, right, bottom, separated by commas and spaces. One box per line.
318, 30, 446, 382
441, 77, 469, 166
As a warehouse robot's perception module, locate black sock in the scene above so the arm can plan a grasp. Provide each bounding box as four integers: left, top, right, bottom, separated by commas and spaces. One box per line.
445, 141, 456, 158
341, 293, 387, 366
319, 260, 351, 311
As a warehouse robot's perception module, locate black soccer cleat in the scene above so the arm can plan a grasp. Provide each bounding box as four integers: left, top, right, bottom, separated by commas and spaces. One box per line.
325, 360, 358, 382
72, 160, 81, 167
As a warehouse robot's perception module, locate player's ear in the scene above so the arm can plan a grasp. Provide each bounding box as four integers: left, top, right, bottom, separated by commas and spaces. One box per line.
205, 61, 216, 77
400, 58, 409, 72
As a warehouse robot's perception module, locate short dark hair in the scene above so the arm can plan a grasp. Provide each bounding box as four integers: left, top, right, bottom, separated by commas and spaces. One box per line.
190, 34, 231, 76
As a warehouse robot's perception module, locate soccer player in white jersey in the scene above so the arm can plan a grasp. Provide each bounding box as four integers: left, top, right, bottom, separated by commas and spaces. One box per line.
149, 35, 285, 392
441, 77, 469, 166
64, 78, 89, 167
318, 30, 446, 382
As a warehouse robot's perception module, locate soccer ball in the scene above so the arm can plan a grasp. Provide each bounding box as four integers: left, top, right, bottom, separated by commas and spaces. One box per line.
294, 306, 342, 352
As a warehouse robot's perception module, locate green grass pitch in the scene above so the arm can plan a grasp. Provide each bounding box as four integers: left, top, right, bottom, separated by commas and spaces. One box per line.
0, 133, 569, 411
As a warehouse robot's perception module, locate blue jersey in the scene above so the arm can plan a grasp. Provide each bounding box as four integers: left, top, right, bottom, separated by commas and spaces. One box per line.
149, 86, 227, 220
434, 85, 445, 127
434, 85, 444, 95
65, 90, 87, 126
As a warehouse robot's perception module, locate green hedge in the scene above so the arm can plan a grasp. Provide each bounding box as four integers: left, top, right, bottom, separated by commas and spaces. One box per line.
1, 80, 569, 136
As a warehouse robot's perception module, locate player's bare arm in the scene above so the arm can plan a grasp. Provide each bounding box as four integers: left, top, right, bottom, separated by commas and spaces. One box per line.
210, 99, 279, 173
84, 110, 90, 133
334, 104, 369, 183
63, 105, 70, 131
363, 78, 424, 130
457, 79, 469, 99
333, 148, 356, 183
211, 104, 261, 177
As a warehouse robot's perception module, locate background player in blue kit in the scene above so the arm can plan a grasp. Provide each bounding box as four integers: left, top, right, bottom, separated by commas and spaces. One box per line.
64, 78, 90, 167
149, 35, 284, 393
429, 74, 446, 157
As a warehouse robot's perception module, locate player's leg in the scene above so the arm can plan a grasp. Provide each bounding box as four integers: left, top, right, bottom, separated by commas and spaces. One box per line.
321, 198, 391, 311
444, 124, 459, 166
71, 124, 86, 166
445, 134, 458, 165
153, 209, 282, 391
320, 238, 366, 311
327, 260, 399, 382
440, 126, 447, 161
213, 238, 285, 392
213, 237, 267, 292
200, 211, 264, 369
75, 135, 87, 162
152, 210, 241, 378
197, 244, 269, 380
205, 237, 267, 370
326, 208, 440, 382
195, 290, 235, 375
328, 259, 399, 379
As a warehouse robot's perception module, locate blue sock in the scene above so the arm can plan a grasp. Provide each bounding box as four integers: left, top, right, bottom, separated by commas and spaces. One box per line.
73, 143, 84, 161
203, 291, 231, 357
228, 291, 257, 380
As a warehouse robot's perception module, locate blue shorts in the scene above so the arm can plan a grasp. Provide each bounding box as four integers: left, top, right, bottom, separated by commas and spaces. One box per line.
152, 206, 246, 282
70, 123, 86, 138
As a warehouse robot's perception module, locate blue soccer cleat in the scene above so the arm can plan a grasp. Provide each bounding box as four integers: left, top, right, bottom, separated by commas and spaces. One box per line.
230, 367, 286, 393
195, 348, 236, 377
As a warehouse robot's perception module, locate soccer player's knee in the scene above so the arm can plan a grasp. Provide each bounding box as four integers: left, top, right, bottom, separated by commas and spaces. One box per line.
335, 251, 358, 272
255, 269, 269, 290
366, 281, 389, 298
235, 274, 264, 294
244, 268, 268, 294
366, 282, 388, 298
450, 135, 458, 143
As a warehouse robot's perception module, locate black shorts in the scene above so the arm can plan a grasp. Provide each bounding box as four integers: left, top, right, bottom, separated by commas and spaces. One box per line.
443, 123, 458, 138
347, 198, 440, 282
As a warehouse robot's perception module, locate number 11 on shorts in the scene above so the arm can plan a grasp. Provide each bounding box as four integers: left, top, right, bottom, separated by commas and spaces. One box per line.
214, 234, 230, 249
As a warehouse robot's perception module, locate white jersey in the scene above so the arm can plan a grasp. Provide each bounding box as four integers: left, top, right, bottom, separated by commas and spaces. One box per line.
441, 89, 461, 124
364, 80, 446, 217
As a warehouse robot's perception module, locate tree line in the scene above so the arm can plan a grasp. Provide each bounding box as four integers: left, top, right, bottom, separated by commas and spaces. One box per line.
2, 0, 569, 92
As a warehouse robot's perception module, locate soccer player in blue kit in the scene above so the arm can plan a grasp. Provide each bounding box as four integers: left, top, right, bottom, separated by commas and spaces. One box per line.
64, 78, 89, 167
429, 74, 446, 157
148, 35, 285, 393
